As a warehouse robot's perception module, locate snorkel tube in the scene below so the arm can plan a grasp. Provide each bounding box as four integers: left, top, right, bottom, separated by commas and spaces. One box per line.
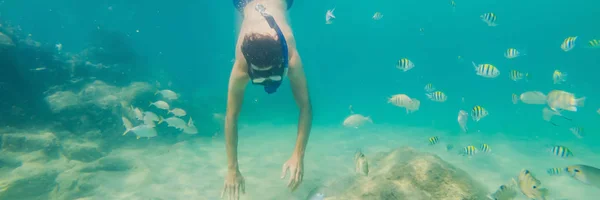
255, 4, 289, 94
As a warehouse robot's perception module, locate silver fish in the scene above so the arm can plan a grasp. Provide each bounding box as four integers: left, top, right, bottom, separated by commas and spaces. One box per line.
566, 164, 600, 188
354, 149, 369, 176
516, 169, 549, 200
457, 110, 468, 132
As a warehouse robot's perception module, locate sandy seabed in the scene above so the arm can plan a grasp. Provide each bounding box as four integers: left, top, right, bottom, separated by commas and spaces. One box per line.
31, 123, 600, 200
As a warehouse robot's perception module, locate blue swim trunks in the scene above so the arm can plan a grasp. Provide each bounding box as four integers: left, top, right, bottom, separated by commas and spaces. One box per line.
234, 0, 293, 12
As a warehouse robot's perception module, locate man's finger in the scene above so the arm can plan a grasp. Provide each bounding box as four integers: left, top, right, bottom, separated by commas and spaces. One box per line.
280, 164, 288, 179
220, 185, 226, 198
287, 174, 295, 187
234, 185, 239, 200
229, 186, 234, 200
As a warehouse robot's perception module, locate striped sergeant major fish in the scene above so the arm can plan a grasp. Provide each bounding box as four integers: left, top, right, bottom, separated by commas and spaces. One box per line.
472, 61, 500, 78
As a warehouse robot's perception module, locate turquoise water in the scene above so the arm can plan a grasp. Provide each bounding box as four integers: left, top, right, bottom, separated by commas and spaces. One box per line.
1, 0, 600, 199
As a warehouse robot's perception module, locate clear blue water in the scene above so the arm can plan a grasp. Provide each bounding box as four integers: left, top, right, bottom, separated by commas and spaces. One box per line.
1, 0, 600, 199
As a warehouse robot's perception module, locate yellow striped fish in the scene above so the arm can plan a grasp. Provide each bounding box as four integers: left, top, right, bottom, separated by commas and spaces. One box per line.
424, 83, 435, 93
396, 58, 414, 72
471, 105, 489, 122
450, 0, 456, 10
547, 167, 566, 175
509, 70, 528, 81
461, 145, 478, 156
472, 61, 500, 78
550, 145, 573, 158
561, 36, 577, 52
480, 144, 491, 153
569, 127, 584, 139
480, 13, 497, 26
426, 91, 448, 102
588, 39, 600, 48
552, 70, 567, 84
504, 48, 521, 59
429, 136, 439, 145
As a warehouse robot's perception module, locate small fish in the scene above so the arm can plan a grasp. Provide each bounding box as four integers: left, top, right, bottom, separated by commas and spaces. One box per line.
429, 136, 439, 145
30, 67, 46, 71
472, 61, 500, 78
597, 108, 600, 115
128, 125, 158, 139
461, 145, 477, 156
424, 83, 435, 93
504, 48, 521, 59
122, 116, 133, 135
549, 145, 574, 158
131, 106, 144, 120
388, 94, 414, 108
343, 114, 372, 128
168, 108, 187, 117
426, 91, 448, 102
155, 89, 178, 100
569, 127, 584, 139
512, 93, 519, 104
150, 100, 170, 110
159, 116, 187, 130
396, 58, 415, 72
419, 28, 425, 34
183, 124, 198, 134
547, 167, 566, 175
561, 36, 577, 52
325, 8, 336, 24
552, 70, 567, 84
471, 105, 489, 122
516, 169, 549, 200
405, 98, 420, 114
480, 144, 491, 153
519, 91, 546, 105
354, 149, 369, 176
547, 90, 585, 112
487, 183, 517, 200
457, 110, 468, 132
55, 43, 62, 51
588, 39, 600, 48
542, 107, 572, 126
450, 0, 456, 10
142, 111, 160, 127
480, 12, 497, 26
372, 12, 383, 20
566, 164, 600, 188
509, 70, 528, 81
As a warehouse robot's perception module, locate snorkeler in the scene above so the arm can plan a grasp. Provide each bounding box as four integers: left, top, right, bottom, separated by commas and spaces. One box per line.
222, 0, 312, 199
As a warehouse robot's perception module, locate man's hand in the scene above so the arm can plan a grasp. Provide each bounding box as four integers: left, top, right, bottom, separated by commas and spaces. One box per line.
280, 154, 304, 191
221, 169, 245, 200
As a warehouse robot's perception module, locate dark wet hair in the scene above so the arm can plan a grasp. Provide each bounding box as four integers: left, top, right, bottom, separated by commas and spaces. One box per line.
241, 33, 283, 69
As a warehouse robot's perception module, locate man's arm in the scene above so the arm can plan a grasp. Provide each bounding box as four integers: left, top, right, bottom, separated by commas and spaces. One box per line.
225, 61, 249, 171
287, 50, 312, 158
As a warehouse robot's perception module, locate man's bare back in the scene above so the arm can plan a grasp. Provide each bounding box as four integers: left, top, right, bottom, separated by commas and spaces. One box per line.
222, 0, 312, 199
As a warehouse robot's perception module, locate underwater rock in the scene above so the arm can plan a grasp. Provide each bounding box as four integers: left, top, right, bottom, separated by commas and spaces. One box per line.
78, 156, 135, 173
0, 31, 15, 48
0, 162, 61, 200
1, 131, 60, 156
62, 139, 106, 162
323, 147, 489, 200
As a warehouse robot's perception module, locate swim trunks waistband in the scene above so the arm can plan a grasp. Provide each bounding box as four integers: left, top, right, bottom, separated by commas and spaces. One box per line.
234, 0, 293, 12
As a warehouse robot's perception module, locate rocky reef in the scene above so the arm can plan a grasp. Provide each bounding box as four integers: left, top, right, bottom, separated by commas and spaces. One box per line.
0, 127, 146, 200
312, 147, 489, 200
